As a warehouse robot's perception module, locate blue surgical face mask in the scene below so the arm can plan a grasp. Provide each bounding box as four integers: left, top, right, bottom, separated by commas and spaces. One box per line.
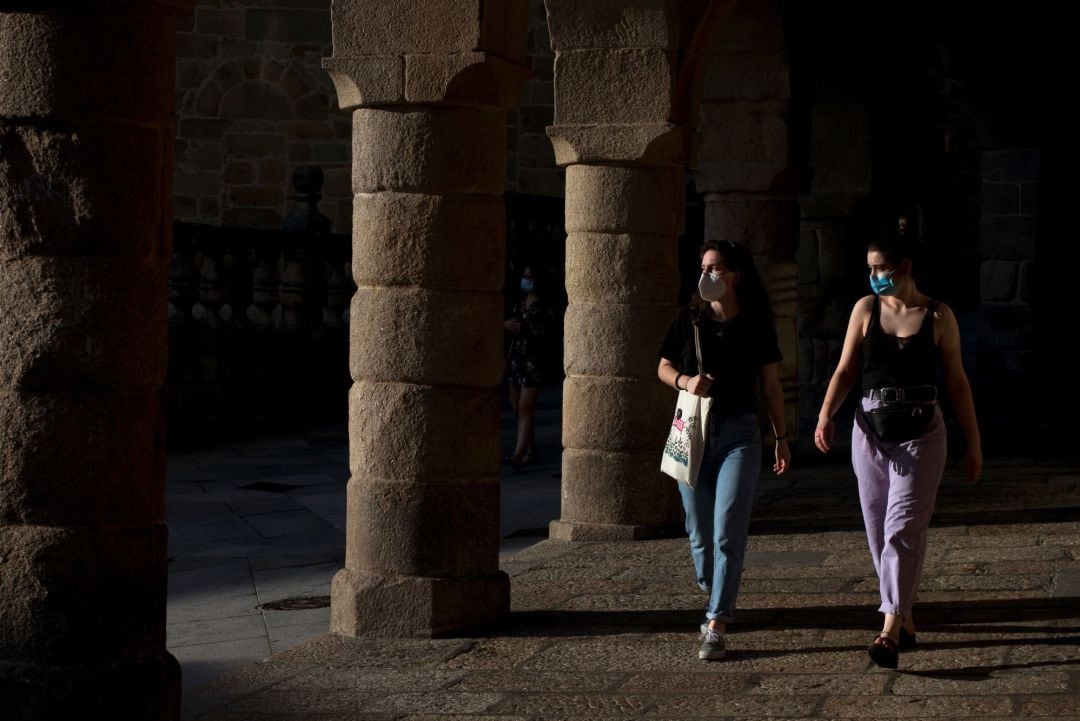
869, 270, 897, 296
520, 277, 534, 293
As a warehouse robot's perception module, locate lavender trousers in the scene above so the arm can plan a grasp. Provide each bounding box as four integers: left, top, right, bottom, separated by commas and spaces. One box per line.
851, 397, 947, 618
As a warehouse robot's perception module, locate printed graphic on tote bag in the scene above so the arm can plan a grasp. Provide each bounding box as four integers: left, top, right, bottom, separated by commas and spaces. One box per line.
663, 406, 699, 467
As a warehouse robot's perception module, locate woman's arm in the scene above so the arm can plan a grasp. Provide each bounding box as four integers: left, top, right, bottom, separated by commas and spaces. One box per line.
815, 296, 872, 452
658, 357, 713, 396
759, 361, 790, 474
937, 303, 983, 483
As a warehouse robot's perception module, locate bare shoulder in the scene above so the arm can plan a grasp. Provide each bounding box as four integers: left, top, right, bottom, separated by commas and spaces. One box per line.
853, 295, 876, 316
932, 300, 957, 324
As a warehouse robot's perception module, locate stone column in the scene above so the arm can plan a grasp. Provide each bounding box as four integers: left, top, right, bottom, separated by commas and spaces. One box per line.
323, 0, 529, 637
543, 0, 709, 540
0, 1, 190, 719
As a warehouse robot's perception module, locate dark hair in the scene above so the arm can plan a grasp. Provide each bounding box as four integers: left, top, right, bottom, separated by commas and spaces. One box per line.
867, 219, 915, 267
694, 239, 774, 321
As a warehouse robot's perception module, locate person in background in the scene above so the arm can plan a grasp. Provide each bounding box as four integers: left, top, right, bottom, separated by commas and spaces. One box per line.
503, 265, 552, 470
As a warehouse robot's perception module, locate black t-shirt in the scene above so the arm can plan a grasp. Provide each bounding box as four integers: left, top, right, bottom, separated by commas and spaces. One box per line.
658, 308, 782, 415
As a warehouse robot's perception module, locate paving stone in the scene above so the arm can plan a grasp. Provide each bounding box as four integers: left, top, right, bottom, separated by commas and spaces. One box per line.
442, 637, 551, 670
276, 668, 463, 693
490, 693, 654, 716
1017, 694, 1080, 717
649, 693, 819, 717
821, 695, 1013, 717
451, 670, 623, 693
890, 670, 1069, 695
364, 692, 503, 714
748, 673, 885, 695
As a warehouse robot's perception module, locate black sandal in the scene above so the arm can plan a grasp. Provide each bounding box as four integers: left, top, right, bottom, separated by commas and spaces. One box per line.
868, 632, 899, 669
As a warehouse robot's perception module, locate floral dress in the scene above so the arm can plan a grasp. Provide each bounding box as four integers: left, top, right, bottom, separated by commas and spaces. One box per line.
505, 297, 549, 388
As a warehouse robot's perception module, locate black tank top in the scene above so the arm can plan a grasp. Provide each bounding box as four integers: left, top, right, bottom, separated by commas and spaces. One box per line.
862, 296, 939, 388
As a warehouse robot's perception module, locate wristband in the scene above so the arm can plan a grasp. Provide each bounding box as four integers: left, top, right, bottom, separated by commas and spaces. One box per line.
675, 373, 684, 391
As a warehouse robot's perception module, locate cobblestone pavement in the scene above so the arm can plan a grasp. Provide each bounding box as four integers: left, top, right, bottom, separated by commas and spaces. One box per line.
180, 452, 1080, 720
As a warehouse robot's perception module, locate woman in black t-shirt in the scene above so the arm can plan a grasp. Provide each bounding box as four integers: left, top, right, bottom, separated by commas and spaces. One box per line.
657, 240, 791, 661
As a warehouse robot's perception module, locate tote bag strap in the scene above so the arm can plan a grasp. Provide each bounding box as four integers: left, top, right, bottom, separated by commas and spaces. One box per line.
692, 323, 704, 372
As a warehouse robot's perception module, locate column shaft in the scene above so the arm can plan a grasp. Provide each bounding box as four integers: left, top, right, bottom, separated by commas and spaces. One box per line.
331, 105, 510, 637
550, 164, 686, 540
0, 4, 187, 719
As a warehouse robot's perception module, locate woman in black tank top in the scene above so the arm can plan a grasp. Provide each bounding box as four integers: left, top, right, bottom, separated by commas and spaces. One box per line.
812, 224, 982, 669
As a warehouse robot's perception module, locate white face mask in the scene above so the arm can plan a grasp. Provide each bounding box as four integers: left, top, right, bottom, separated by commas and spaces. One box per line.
698, 271, 727, 302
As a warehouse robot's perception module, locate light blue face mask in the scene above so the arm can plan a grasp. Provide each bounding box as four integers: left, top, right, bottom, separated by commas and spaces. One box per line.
520, 277, 534, 293
869, 270, 897, 296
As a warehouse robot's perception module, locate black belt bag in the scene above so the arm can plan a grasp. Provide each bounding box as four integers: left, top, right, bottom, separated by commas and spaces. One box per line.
861, 386, 937, 442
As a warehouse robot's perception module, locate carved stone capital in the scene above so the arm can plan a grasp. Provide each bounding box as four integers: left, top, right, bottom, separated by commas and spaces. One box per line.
324, 52, 530, 111
546, 123, 697, 167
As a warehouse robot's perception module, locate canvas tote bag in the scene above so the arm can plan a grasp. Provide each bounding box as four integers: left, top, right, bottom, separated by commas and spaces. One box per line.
660, 324, 712, 487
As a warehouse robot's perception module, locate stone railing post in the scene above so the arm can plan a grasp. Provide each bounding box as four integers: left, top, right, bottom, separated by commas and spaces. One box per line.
323, 0, 529, 637
0, 1, 192, 718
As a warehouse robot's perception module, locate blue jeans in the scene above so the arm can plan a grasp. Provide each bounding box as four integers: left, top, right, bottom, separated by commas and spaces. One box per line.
677, 411, 762, 623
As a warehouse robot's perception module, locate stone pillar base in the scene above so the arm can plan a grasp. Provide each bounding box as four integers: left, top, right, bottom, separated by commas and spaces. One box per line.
549, 520, 683, 542
330, 569, 509, 638
0, 654, 180, 721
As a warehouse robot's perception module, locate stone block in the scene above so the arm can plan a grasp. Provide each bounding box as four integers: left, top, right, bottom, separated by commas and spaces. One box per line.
258, 158, 287, 184
708, 9, 786, 53
347, 477, 500, 575
978, 303, 1031, 351
228, 185, 284, 208
0, 124, 167, 259
698, 100, 790, 165
0, 524, 168, 664
347, 380, 499, 481
352, 106, 505, 195
295, 93, 329, 120
548, 123, 693, 166
1021, 182, 1039, 214
981, 181, 1019, 215
0, 12, 177, 123
693, 160, 796, 195
979, 260, 1018, 302
179, 118, 231, 141
704, 196, 799, 256
565, 231, 679, 304
981, 148, 1041, 182
979, 215, 1037, 260
1018, 260, 1035, 304
545, 0, 672, 50
330, 568, 508, 638
330, 0, 480, 57
225, 132, 287, 158
565, 165, 683, 235
353, 193, 504, 291
557, 448, 683, 529
322, 55, 405, 109
554, 48, 675, 125
404, 53, 530, 111
564, 303, 676, 379
350, 287, 503, 386
245, 9, 330, 44
197, 7, 244, 36
283, 121, 336, 141
220, 81, 295, 120
224, 160, 257, 184
562, 375, 672, 451
0, 391, 162, 526
0, 257, 167, 391
702, 51, 790, 102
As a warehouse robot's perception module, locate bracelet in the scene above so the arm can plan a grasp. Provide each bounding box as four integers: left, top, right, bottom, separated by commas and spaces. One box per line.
774, 434, 791, 442
675, 373, 684, 391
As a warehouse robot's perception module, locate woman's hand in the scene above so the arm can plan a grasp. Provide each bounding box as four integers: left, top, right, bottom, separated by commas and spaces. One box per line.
504, 319, 522, 333
814, 417, 834, 453
685, 373, 713, 396
773, 439, 790, 474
